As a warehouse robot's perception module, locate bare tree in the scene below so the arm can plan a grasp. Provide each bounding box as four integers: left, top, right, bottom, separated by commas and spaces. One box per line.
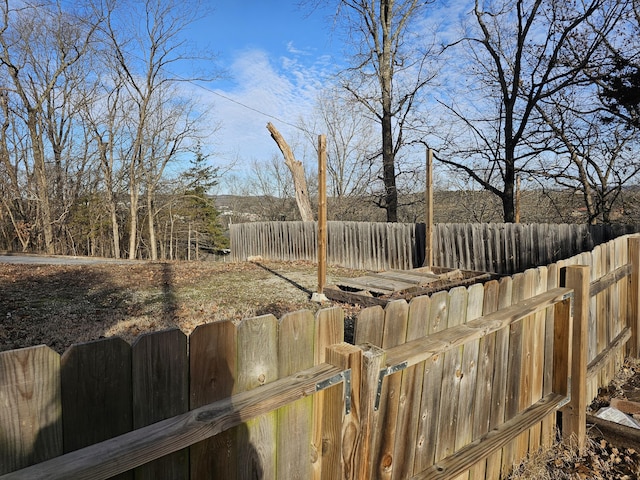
325, 0, 439, 222
300, 88, 378, 219
247, 155, 305, 221
436, 0, 625, 222
0, 0, 99, 253
102, 0, 215, 259
533, 84, 640, 224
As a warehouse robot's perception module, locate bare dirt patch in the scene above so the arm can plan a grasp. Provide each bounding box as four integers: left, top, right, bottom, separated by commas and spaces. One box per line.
0, 259, 364, 353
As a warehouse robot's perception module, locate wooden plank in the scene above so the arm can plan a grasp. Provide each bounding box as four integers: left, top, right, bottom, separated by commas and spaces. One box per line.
337, 275, 416, 293
468, 280, 499, 478
590, 263, 632, 297
355, 344, 386, 479
323, 285, 387, 308
411, 393, 565, 480
189, 320, 237, 479
61, 337, 132, 480
393, 296, 431, 480
277, 310, 315, 480
131, 329, 188, 480
389, 269, 441, 278
563, 265, 589, 450
374, 271, 437, 285
236, 315, 278, 479
383, 287, 572, 370
354, 305, 385, 346
313, 307, 345, 479
0, 345, 62, 475
434, 287, 467, 463
412, 290, 449, 473
587, 327, 631, 380
528, 267, 547, 454
586, 414, 640, 453
452, 283, 484, 480
628, 237, 640, 357
501, 273, 525, 476
486, 276, 511, 479
325, 343, 363, 480
0, 363, 343, 480
542, 262, 559, 447
333, 278, 396, 295
373, 300, 409, 479
616, 238, 628, 374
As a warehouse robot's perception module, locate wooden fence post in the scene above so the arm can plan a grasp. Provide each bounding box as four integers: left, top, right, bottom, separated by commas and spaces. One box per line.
562, 265, 589, 451
629, 237, 640, 357
354, 344, 386, 480
317, 135, 327, 295
325, 343, 363, 480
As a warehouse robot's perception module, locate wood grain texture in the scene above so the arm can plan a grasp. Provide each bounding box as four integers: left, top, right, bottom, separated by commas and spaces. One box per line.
277, 310, 315, 480
452, 284, 483, 480
189, 320, 237, 479
355, 344, 386, 480
373, 300, 409, 479
468, 280, 500, 478
413, 393, 565, 480
0, 345, 62, 475
629, 237, 640, 357
325, 343, 362, 480
563, 265, 590, 450
131, 329, 188, 480
487, 276, 512, 479
312, 307, 345, 479
0, 363, 342, 480
434, 287, 467, 463
237, 315, 279, 479
61, 337, 132, 479
393, 296, 430, 479
231, 221, 613, 274
354, 305, 385, 347
412, 290, 450, 473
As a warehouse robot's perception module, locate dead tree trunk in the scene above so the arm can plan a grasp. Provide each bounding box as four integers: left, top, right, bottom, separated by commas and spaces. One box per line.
266, 122, 314, 222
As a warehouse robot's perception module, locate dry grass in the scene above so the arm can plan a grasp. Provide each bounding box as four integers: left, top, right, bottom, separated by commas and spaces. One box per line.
508, 434, 640, 480
0, 259, 365, 353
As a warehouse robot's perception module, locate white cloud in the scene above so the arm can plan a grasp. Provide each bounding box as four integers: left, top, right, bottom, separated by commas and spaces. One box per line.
196, 47, 336, 185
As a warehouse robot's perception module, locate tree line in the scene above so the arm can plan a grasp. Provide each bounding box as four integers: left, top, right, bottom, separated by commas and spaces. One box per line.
1, 0, 639, 259
0, 0, 225, 259
289, 0, 638, 225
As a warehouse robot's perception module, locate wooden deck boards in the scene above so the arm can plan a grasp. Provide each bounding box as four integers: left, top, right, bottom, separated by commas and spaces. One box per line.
324, 267, 494, 306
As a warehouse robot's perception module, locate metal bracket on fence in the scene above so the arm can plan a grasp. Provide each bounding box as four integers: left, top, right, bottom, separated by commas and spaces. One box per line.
375, 362, 408, 411
316, 369, 352, 415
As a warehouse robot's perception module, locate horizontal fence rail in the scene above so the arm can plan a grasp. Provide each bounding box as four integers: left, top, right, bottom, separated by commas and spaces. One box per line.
2, 233, 639, 479
231, 221, 638, 274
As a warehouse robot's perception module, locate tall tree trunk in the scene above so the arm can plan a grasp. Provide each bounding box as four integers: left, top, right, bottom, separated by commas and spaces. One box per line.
128, 183, 139, 259
110, 205, 121, 258
380, 0, 397, 223
146, 189, 157, 260
28, 115, 55, 253
266, 122, 314, 222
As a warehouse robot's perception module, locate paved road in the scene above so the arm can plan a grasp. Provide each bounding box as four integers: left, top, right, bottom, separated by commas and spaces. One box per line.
0, 254, 134, 265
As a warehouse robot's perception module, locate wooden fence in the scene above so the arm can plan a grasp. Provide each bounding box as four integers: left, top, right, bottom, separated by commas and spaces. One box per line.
1, 235, 639, 479
230, 221, 638, 274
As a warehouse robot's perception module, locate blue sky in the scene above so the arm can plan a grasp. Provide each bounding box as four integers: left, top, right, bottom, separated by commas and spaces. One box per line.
181, 2, 342, 187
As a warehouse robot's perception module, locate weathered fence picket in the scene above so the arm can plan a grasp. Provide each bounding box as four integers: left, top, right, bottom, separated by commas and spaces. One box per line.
132, 329, 188, 480
231, 221, 638, 274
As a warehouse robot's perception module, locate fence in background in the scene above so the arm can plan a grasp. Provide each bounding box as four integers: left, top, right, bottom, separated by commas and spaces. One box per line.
1, 235, 638, 479
230, 221, 637, 274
